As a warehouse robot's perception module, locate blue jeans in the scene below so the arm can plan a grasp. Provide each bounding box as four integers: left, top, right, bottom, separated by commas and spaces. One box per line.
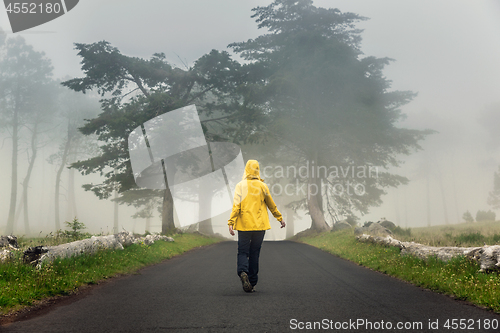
237, 230, 265, 286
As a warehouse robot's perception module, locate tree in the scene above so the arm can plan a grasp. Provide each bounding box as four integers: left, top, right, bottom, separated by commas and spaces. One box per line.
487, 166, 500, 210
18, 81, 57, 235
230, 0, 431, 231
0, 36, 53, 234
48, 86, 100, 230
62, 42, 247, 234
63, 217, 87, 239
462, 210, 474, 223
476, 210, 496, 222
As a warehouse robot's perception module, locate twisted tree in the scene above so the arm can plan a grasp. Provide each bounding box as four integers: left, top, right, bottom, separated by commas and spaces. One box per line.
230, 0, 432, 231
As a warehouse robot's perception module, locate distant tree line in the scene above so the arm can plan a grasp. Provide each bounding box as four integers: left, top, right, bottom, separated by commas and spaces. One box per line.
0, 30, 99, 235
463, 210, 496, 223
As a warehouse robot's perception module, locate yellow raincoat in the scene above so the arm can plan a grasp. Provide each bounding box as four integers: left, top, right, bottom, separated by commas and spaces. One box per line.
228, 160, 283, 231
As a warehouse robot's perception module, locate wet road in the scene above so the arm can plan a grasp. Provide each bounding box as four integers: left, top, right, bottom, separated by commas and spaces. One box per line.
2, 241, 500, 332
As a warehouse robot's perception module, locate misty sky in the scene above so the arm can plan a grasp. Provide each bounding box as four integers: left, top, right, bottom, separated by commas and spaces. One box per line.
1, 0, 500, 236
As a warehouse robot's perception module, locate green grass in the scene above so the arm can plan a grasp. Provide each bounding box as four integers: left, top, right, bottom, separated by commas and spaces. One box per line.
16, 233, 93, 249
393, 220, 500, 247
300, 229, 500, 313
0, 233, 221, 315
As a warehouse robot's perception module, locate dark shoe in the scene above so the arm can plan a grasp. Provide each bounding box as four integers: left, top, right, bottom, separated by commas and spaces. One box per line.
239, 272, 252, 292
251, 285, 256, 292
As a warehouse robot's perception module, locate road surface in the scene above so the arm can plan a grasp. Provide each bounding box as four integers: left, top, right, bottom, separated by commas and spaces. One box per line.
2, 241, 500, 332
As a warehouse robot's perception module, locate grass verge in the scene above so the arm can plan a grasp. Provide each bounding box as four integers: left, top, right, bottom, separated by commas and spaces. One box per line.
0, 233, 221, 316
299, 229, 500, 313
392, 220, 500, 247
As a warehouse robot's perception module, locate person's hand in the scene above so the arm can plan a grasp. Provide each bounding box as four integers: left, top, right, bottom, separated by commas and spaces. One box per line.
280, 220, 286, 228
229, 225, 235, 236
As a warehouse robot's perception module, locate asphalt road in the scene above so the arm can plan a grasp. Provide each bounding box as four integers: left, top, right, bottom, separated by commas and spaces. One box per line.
2, 241, 500, 332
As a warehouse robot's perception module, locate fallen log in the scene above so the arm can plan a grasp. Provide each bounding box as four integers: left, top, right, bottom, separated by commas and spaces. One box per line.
23, 246, 49, 264
0, 235, 20, 264
137, 234, 174, 245
356, 234, 500, 273
26, 235, 124, 267
0, 249, 13, 263
114, 231, 174, 246
24, 232, 174, 267
0, 235, 19, 249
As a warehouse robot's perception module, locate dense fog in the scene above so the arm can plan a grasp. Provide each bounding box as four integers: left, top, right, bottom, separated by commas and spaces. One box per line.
1, 0, 499, 239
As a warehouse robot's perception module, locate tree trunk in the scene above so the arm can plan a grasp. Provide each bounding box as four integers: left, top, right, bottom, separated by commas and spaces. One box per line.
21, 122, 39, 236
439, 177, 449, 225
198, 219, 213, 235
14, 199, 23, 225
22, 184, 31, 236
197, 181, 213, 235
436, 163, 449, 225
66, 138, 82, 221
145, 216, 150, 233
307, 189, 329, 231
5, 90, 20, 235
198, 215, 214, 234
403, 187, 408, 228
55, 123, 73, 231
113, 188, 119, 234
162, 187, 175, 234
66, 167, 78, 219
308, 152, 329, 232
393, 189, 401, 226
143, 200, 155, 233
314, 176, 323, 214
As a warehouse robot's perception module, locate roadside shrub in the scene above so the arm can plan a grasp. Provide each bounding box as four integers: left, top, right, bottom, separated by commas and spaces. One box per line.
63, 218, 89, 240
463, 210, 474, 223
476, 210, 496, 222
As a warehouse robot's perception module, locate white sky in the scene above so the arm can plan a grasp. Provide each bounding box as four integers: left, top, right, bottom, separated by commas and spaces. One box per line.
1, 0, 500, 235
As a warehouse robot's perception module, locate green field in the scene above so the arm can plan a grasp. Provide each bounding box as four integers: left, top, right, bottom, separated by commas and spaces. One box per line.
299, 228, 500, 313
0, 233, 221, 316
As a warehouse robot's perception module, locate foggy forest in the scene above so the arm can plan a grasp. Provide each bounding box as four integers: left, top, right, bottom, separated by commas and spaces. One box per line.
1, 0, 499, 240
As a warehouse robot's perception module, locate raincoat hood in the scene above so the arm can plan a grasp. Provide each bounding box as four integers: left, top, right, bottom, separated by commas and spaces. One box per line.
243, 160, 262, 181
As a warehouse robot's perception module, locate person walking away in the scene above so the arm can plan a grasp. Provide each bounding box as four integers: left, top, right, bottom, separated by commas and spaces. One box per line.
228, 160, 285, 292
